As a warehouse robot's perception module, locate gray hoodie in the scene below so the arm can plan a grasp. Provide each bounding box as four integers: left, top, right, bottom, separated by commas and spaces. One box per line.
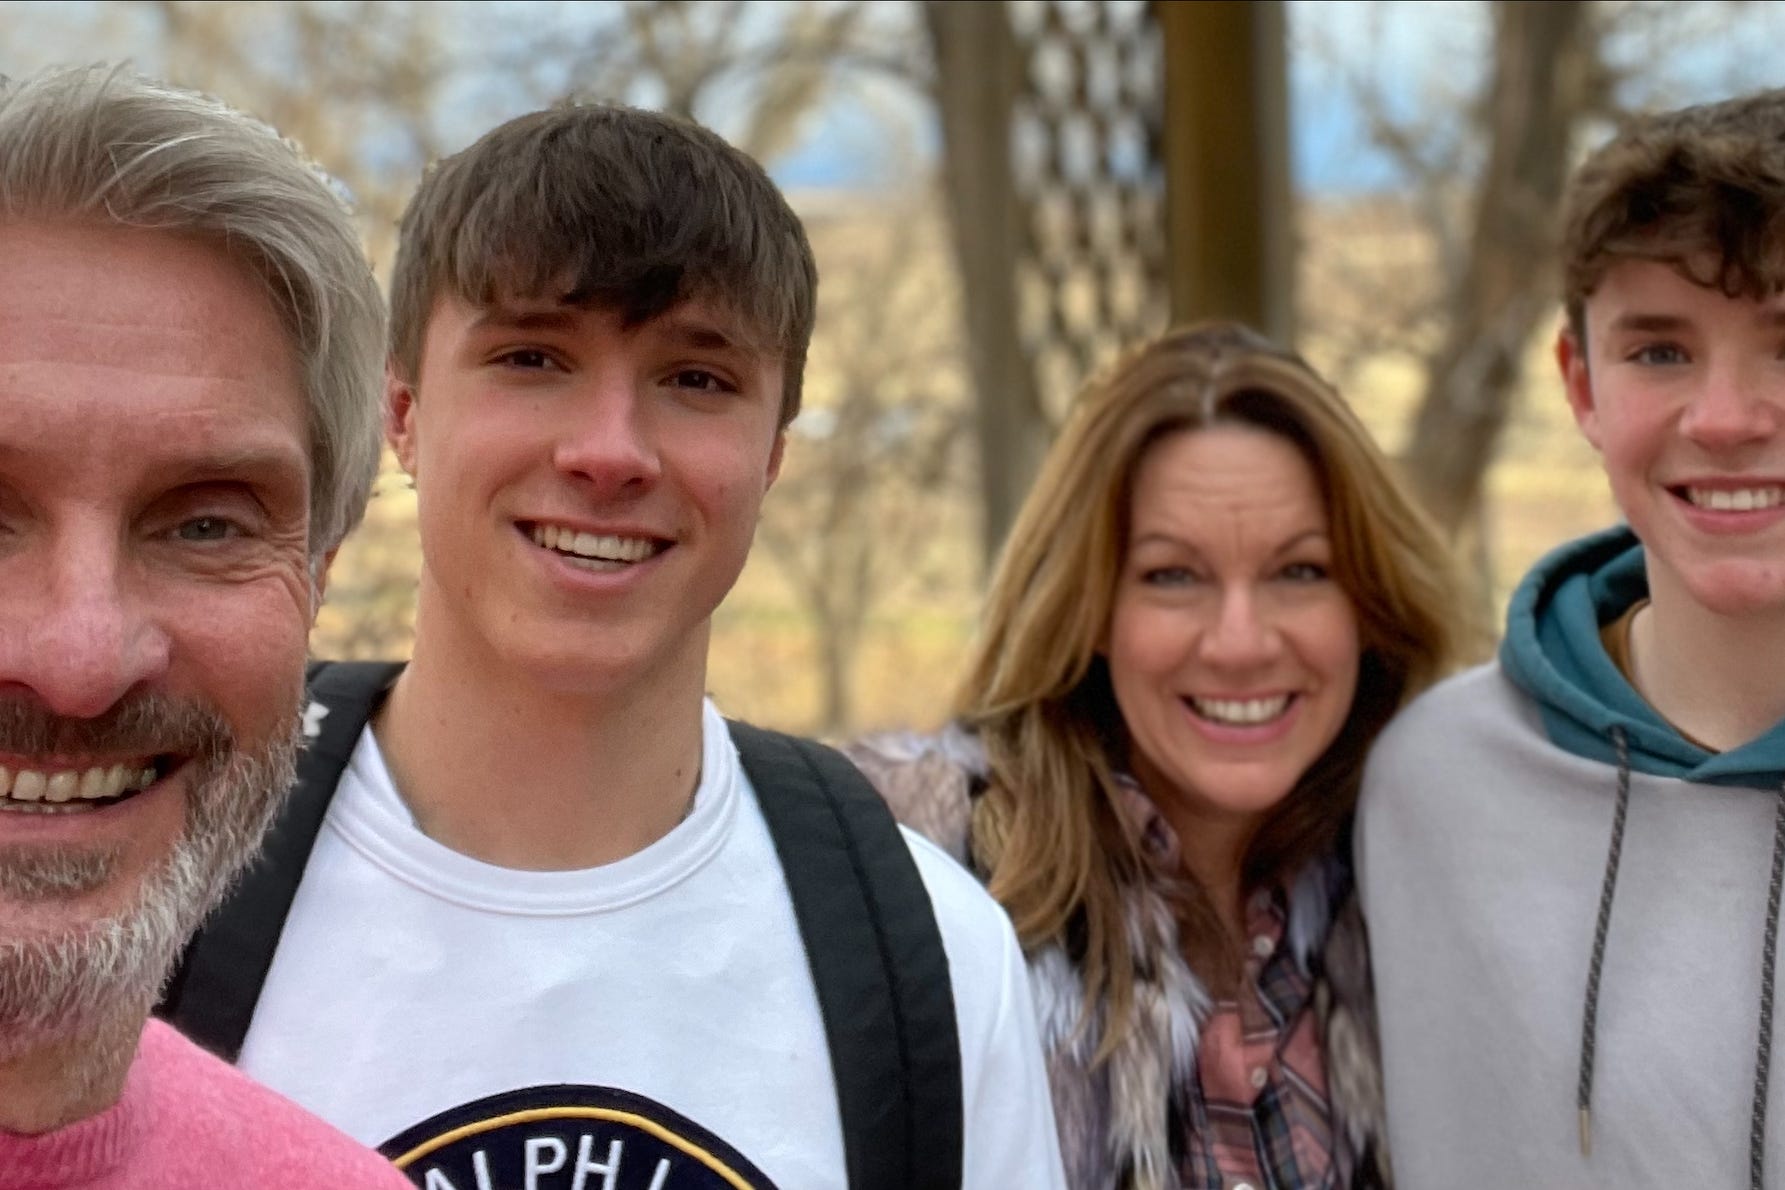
1358, 526, 1785, 1189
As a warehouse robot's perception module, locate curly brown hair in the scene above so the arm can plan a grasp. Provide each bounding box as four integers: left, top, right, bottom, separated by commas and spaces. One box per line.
1563, 88, 1785, 337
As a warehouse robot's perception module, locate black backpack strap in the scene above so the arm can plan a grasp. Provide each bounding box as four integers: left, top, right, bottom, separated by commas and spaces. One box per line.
727, 720, 964, 1190
157, 660, 405, 1059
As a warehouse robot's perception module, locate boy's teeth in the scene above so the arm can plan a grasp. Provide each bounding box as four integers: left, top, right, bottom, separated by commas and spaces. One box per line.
0, 762, 159, 805
1686, 486, 1785, 512
530, 524, 657, 563
1190, 695, 1292, 725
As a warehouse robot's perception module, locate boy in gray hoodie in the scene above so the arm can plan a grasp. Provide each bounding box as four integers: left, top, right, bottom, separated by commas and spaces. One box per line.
1359, 90, 1785, 1189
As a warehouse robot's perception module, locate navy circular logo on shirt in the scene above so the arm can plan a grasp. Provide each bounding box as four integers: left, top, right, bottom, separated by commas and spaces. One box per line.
380, 1085, 779, 1190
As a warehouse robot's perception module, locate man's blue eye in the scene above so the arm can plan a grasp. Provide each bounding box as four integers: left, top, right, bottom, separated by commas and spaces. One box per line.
177, 517, 236, 542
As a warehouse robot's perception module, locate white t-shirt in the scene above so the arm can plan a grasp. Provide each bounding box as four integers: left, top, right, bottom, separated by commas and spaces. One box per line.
237, 700, 1065, 1190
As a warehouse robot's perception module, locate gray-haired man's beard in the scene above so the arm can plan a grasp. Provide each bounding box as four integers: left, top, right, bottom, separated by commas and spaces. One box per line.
0, 686, 301, 1060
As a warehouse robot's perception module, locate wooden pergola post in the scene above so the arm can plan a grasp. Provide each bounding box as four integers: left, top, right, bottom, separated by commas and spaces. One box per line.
926, 0, 1050, 569
1158, 0, 1295, 342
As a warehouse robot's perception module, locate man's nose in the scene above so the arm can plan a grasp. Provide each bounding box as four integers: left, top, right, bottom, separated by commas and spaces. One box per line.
0, 534, 172, 720
551, 383, 663, 496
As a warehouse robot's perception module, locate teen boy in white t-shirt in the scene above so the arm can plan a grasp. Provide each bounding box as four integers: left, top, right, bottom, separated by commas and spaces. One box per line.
167, 104, 1067, 1188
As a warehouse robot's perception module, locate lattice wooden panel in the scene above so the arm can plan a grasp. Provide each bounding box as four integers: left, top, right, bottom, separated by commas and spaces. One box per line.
1009, 0, 1168, 420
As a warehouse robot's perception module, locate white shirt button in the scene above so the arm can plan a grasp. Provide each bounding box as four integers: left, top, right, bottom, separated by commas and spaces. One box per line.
1250, 1065, 1269, 1090
1251, 933, 1273, 958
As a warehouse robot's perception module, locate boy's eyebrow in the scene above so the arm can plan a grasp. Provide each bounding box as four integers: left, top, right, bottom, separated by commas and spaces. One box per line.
466, 306, 758, 352
1607, 312, 1693, 334
1607, 309, 1785, 335
470, 306, 580, 333
653, 316, 747, 352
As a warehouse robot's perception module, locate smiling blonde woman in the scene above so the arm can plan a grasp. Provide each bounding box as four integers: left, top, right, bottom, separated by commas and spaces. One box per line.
849, 322, 1468, 1190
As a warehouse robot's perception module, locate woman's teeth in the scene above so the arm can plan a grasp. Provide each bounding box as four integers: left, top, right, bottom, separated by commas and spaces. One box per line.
1189, 695, 1293, 725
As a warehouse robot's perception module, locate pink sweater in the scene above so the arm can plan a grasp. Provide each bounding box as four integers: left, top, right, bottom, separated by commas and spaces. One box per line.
0, 1019, 412, 1189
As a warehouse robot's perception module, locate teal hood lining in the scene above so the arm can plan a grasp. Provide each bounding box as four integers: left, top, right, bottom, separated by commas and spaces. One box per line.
1499, 525, 1785, 788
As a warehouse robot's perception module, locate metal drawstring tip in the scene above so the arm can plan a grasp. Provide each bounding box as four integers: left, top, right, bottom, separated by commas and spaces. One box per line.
1579, 1108, 1592, 1156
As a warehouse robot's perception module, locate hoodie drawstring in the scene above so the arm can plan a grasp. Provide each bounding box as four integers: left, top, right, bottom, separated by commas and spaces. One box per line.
1577, 726, 1633, 1157
1749, 782, 1785, 1190
1576, 725, 1785, 1189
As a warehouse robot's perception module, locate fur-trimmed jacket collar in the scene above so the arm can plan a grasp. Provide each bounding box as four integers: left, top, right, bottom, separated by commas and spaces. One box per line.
844, 728, 1391, 1190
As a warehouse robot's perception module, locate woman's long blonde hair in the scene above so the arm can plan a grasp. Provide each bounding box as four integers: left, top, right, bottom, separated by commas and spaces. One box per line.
956, 322, 1467, 1054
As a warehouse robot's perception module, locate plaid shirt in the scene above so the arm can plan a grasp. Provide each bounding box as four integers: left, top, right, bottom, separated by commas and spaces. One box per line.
1105, 774, 1344, 1189
1179, 887, 1336, 1190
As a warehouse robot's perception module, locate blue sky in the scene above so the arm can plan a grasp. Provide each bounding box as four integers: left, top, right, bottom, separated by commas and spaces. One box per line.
6, 1, 1785, 197
768, 1, 1495, 194
773, 0, 1785, 196
1288, 0, 1785, 194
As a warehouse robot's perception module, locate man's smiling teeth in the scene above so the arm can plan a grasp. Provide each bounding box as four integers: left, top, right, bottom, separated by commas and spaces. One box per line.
1188, 695, 1292, 725
1683, 486, 1785, 512
530, 524, 660, 564
0, 762, 157, 809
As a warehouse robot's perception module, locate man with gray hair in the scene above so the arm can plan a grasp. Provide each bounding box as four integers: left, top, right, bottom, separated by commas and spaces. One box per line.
0, 66, 410, 1187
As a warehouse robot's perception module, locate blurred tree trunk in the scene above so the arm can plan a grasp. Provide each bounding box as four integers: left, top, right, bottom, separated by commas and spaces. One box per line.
924, 0, 1050, 572
752, 201, 969, 736
810, 554, 868, 736
1401, 0, 1596, 535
